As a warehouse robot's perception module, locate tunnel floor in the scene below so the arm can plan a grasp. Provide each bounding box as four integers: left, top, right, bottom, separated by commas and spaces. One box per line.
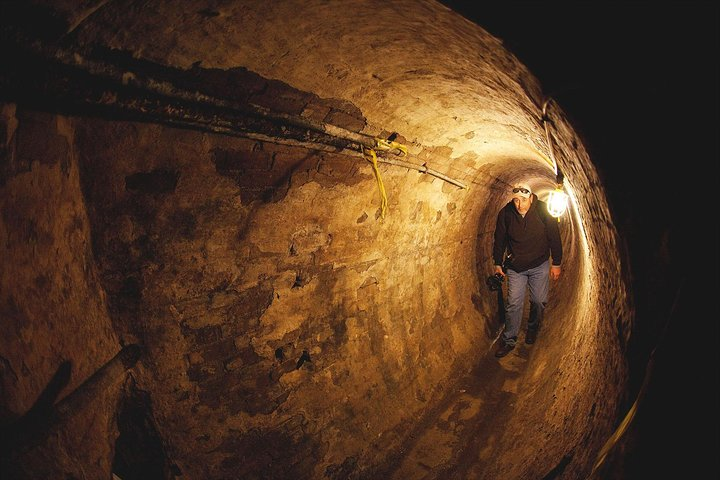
372, 335, 543, 480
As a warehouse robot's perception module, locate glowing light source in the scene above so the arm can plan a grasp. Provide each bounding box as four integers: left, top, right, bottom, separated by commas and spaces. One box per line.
547, 186, 568, 217
541, 97, 571, 218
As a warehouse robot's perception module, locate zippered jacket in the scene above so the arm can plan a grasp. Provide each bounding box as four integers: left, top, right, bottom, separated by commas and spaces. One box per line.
492, 194, 563, 272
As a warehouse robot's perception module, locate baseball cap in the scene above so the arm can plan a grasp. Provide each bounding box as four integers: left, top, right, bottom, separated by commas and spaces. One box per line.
511, 183, 532, 199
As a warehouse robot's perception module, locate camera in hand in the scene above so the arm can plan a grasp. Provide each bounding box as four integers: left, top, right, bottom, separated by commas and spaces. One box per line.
486, 272, 504, 291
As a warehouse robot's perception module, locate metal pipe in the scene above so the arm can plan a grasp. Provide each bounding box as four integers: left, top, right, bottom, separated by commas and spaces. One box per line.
0, 344, 142, 458
1, 36, 465, 189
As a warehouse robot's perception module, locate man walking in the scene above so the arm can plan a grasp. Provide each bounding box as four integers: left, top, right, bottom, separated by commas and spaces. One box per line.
492, 182, 563, 357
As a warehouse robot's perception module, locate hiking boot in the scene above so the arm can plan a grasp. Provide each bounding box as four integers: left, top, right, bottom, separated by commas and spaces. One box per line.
494, 341, 515, 358
525, 329, 538, 345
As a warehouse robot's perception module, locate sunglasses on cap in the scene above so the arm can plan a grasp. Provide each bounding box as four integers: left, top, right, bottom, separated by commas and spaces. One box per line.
512, 187, 530, 194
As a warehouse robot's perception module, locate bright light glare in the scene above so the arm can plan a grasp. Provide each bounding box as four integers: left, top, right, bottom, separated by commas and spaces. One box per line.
547, 188, 568, 217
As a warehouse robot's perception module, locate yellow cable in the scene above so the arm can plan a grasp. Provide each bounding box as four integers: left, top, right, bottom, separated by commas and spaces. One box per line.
374, 138, 408, 156
362, 147, 388, 219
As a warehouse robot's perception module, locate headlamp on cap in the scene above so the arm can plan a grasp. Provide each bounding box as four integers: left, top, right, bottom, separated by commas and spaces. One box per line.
511, 183, 532, 199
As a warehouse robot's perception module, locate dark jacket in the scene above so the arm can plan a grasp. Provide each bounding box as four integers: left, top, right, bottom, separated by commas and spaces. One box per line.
492, 194, 563, 272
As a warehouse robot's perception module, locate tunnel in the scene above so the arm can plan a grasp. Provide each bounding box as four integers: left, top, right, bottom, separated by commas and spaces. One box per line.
1, 1, 702, 479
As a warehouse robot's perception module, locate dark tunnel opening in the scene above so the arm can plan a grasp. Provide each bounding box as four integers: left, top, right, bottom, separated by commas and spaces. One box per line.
441, 2, 719, 476
113, 379, 176, 479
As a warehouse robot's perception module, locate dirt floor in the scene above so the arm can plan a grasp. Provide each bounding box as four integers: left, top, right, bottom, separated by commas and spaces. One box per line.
373, 330, 539, 480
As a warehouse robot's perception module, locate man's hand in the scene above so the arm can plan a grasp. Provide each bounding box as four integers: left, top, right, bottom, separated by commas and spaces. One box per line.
494, 265, 505, 277
550, 265, 561, 280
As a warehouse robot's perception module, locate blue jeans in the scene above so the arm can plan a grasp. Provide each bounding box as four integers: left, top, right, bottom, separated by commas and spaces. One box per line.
502, 260, 550, 346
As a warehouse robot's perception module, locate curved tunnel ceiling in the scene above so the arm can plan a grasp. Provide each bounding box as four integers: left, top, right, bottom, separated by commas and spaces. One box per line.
0, 1, 633, 479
